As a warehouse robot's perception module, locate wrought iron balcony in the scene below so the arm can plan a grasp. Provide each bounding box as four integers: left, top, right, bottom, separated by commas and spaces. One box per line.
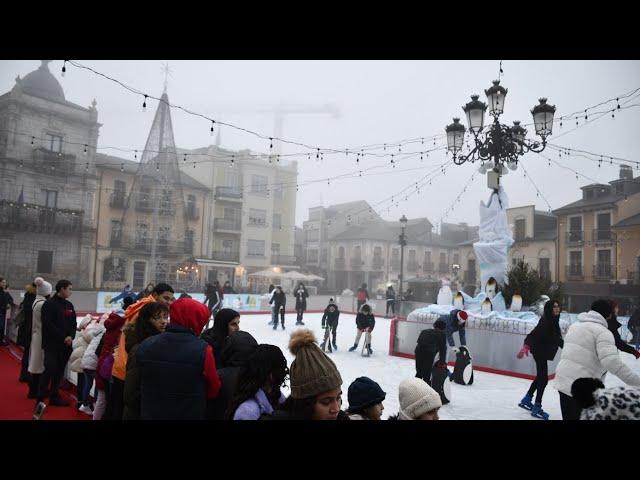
211, 251, 240, 262
592, 264, 614, 281
109, 193, 126, 209
214, 218, 242, 232
566, 265, 583, 280
215, 186, 243, 200
592, 228, 615, 244
0, 200, 83, 235
271, 255, 297, 265
565, 230, 584, 245
32, 148, 75, 175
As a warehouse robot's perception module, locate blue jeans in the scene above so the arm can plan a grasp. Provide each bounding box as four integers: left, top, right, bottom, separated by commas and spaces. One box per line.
78, 370, 95, 406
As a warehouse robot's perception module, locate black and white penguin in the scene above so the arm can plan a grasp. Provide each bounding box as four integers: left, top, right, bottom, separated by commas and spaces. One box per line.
510, 293, 523, 312
452, 346, 474, 385
481, 297, 493, 314
430, 361, 452, 404
453, 291, 464, 310
485, 277, 497, 299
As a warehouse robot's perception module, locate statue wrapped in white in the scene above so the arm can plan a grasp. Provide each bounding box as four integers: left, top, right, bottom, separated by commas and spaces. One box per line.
473, 185, 514, 290
436, 277, 453, 306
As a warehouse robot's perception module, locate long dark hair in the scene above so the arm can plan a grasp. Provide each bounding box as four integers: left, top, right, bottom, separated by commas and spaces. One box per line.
211, 308, 240, 343
135, 302, 169, 343
226, 344, 289, 419
538, 299, 561, 335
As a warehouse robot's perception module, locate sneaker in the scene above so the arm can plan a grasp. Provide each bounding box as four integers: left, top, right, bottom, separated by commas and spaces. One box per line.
48, 397, 70, 407
348, 345, 357, 352
33, 402, 46, 420
299, 322, 305, 326
78, 404, 93, 415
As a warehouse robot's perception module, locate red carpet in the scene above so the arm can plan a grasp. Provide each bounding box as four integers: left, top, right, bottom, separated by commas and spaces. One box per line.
0, 344, 89, 421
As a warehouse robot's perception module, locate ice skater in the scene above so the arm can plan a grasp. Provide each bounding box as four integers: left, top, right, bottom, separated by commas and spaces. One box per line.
348, 303, 375, 356
320, 298, 340, 353
385, 285, 396, 318
269, 285, 286, 330
415, 319, 448, 386
294, 283, 309, 325
516, 299, 564, 420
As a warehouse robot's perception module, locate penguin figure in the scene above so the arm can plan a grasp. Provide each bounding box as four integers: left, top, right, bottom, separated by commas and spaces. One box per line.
430, 361, 452, 405
485, 277, 497, 299
510, 293, 523, 312
452, 346, 474, 385
453, 291, 464, 310
481, 297, 493, 314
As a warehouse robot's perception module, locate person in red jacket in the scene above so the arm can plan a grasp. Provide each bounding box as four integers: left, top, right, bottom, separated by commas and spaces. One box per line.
94, 311, 126, 420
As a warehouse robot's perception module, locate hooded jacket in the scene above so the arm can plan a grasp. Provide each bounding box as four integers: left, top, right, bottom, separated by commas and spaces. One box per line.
322, 303, 340, 327
524, 301, 564, 361
70, 322, 103, 372
553, 310, 640, 396
17, 287, 36, 347
355, 305, 375, 331
81, 326, 105, 371
95, 311, 126, 390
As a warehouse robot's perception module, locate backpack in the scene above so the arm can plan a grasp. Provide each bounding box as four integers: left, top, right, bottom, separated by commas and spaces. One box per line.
357, 290, 367, 301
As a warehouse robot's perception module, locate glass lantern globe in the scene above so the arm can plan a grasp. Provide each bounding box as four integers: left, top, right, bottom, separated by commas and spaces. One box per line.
445, 117, 466, 153
485, 80, 508, 116
531, 98, 556, 138
462, 95, 487, 133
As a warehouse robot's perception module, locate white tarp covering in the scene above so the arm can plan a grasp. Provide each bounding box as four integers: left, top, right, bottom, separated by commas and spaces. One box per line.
473, 186, 514, 288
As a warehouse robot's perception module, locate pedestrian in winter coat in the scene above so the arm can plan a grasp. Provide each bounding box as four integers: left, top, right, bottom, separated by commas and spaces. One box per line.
265, 329, 347, 421
228, 343, 288, 420
571, 377, 640, 420
204, 283, 222, 316
135, 283, 154, 302
628, 308, 640, 349
347, 376, 386, 420
266, 284, 276, 326
356, 283, 369, 312
385, 285, 396, 318
269, 286, 286, 330
70, 315, 101, 413
136, 298, 221, 419
320, 299, 340, 353
206, 330, 258, 420
415, 319, 448, 386
607, 301, 640, 358
94, 310, 125, 420
348, 303, 375, 355
553, 299, 640, 420
27, 277, 52, 399
390, 377, 442, 420
110, 283, 174, 420
18, 282, 37, 382
201, 308, 241, 366
0, 277, 15, 345
223, 281, 235, 294
122, 302, 169, 420
441, 309, 468, 348
294, 283, 309, 326
35, 279, 76, 410
80, 322, 105, 416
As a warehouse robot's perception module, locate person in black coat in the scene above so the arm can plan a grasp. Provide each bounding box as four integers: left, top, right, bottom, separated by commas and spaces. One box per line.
201, 308, 241, 366
36, 280, 77, 407
385, 285, 396, 318
348, 303, 375, 355
516, 299, 564, 413
629, 308, 640, 349
18, 282, 37, 382
294, 283, 309, 326
269, 286, 286, 330
415, 319, 447, 386
206, 330, 258, 420
320, 299, 340, 352
607, 301, 640, 359
0, 277, 15, 346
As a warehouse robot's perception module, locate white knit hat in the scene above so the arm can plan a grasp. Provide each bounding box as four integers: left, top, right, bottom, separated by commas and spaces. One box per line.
398, 377, 442, 420
34, 277, 52, 297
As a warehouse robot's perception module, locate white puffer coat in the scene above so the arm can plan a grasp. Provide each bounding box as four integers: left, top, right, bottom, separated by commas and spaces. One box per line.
28, 296, 47, 374
69, 323, 101, 373
553, 310, 640, 396
81, 325, 105, 371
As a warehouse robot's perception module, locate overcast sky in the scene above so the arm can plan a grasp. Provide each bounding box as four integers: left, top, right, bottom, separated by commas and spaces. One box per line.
1, 60, 639, 229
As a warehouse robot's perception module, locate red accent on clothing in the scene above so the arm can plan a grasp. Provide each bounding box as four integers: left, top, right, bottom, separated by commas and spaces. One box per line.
203, 345, 221, 399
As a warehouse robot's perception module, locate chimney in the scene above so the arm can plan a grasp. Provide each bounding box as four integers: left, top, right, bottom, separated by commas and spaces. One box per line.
620, 164, 633, 180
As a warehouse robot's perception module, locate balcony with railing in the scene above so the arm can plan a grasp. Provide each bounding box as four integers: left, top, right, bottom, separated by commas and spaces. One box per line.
109, 192, 126, 209
135, 194, 154, 213
407, 261, 419, 273
211, 251, 240, 262
372, 257, 384, 270
32, 148, 76, 175
334, 258, 346, 270
592, 264, 614, 282
271, 255, 297, 265
592, 228, 615, 245
566, 265, 583, 281
214, 218, 242, 232
438, 263, 449, 273
248, 218, 268, 228
215, 186, 243, 201
0, 200, 83, 235
565, 230, 584, 246
186, 205, 200, 220
423, 262, 434, 272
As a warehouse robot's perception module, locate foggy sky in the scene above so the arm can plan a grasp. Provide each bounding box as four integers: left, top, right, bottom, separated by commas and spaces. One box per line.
1, 60, 639, 230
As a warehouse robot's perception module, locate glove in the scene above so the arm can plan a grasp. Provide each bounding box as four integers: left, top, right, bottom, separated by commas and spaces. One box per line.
516, 344, 530, 359
633, 350, 640, 359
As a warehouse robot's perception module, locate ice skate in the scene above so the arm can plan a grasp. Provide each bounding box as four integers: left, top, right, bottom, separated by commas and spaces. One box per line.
531, 404, 549, 420
518, 394, 533, 411
348, 344, 357, 352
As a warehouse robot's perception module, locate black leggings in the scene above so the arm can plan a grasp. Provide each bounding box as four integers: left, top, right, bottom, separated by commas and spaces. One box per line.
526, 354, 548, 404
559, 392, 582, 420
296, 309, 304, 323
415, 346, 436, 386
386, 301, 395, 315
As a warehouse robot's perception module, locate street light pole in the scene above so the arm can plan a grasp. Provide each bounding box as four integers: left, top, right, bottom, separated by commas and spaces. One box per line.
398, 215, 408, 301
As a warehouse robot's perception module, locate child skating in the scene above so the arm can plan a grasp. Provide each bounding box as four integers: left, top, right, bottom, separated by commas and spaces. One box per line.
349, 303, 375, 356
320, 298, 340, 353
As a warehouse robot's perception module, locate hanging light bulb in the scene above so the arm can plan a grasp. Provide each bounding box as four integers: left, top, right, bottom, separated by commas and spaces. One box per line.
183, 154, 187, 163
84, 144, 88, 154
142, 95, 148, 111
120, 163, 124, 173
210, 120, 215, 135
61, 60, 66, 77
31, 136, 35, 145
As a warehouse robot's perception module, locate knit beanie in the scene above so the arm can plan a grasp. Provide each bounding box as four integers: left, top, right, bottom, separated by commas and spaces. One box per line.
34, 277, 52, 297
398, 377, 442, 420
288, 329, 342, 399
347, 376, 386, 413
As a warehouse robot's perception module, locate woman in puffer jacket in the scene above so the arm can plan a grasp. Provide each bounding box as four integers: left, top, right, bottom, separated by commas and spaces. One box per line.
70, 316, 100, 414
80, 322, 106, 416
553, 299, 640, 420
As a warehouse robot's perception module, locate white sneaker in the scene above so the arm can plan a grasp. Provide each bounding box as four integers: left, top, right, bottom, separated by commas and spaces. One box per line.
78, 404, 93, 415
33, 402, 46, 420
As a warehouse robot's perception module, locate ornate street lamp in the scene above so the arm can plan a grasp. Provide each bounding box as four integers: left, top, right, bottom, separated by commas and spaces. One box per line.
398, 214, 408, 302
445, 80, 556, 189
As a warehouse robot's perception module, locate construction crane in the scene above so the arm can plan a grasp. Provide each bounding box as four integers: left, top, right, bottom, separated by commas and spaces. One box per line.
207, 103, 341, 155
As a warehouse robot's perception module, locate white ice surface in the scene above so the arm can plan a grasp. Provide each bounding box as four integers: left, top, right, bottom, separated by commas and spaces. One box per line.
239, 312, 640, 420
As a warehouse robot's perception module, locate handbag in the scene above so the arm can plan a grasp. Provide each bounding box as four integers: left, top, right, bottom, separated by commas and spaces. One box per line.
98, 353, 114, 380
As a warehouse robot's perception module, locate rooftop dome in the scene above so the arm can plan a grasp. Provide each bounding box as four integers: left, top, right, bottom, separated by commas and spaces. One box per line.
19, 61, 65, 102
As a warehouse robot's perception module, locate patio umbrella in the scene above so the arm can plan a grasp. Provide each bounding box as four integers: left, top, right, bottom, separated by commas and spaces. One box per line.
248, 269, 283, 278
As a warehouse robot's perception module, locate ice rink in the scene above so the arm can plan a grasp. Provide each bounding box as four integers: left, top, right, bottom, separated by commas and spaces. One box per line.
238, 311, 640, 420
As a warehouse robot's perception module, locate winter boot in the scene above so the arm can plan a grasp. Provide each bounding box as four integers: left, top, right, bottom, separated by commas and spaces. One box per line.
531, 403, 549, 420
348, 344, 358, 352
272, 323, 278, 330
367, 344, 373, 355
332, 340, 338, 351
518, 394, 533, 411
327, 342, 333, 353
320, 341, 326, 352
281, 323, 285, 330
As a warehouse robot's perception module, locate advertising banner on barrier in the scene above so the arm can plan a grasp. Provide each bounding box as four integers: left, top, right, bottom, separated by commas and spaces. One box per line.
96, 292, 264, 313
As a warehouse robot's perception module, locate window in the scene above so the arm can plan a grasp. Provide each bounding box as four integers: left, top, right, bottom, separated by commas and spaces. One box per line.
103, 257, 125, 282
321, 249, 328, 262
224, 207, 241, 223
250, 175, 268, 195
45, 134, 62, 153
597, 249, 611, 266
274, 182, 284, 199
226, 171, 241, 188
42, 190, 58, 208
453, 253, 460, 265
158, 226, 170, 251
185, 229, 194, 254
273, 213, 282, 230
110, 220, 122, 247
249, 209, 267, 226
133, 262, 146, 289
569, 251, 582, 276
307, 249, 319, 262
114, 180, 126, 195
222, 239, 235, 252
247, 239, 265, 256
155, 261, 168, 283
37, 251, 53, 274
424, 251, 432, 263
338, 246, 345, 259
616, 183, 624, 195
160, 189, 172, 215
585, 189, 594, 199
569, 216, 582, 242
515, 218, 526, 241
373, 246, 382, 259
135, 223, 148, 248
306, 228, 319, 242
186, 194, 196, 216
596, 212, 611, 240
271, 243, 280, 256
539, 258, 550, 280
